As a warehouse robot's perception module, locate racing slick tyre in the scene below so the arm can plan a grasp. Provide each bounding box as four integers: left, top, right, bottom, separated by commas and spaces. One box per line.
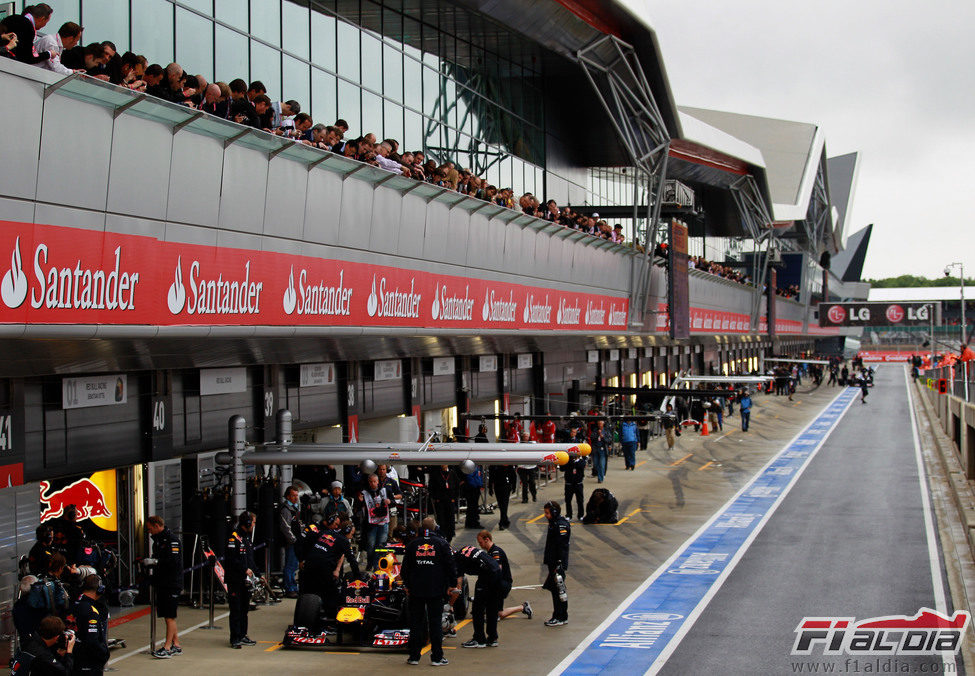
452, 578, 470, 620
293, 593, 322, 629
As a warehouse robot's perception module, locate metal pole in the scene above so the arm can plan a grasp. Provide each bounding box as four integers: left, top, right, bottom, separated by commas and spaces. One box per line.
263, 545, 274, 606
277, 409, 294, 489
229, 415, 247, 514
148, 583, 156, 652
203, 560, 220, 629
961, 263, 966, 347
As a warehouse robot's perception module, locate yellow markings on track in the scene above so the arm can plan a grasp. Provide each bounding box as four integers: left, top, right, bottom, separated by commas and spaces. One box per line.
591, 507, 644, 526
421, 619, 472, 655
526, 513, 546, 524
264, 643, 284, 652
669, 453, 693, 467
635, 460, 647, 468
698, 461, 715, 471
627, 508, 642, 517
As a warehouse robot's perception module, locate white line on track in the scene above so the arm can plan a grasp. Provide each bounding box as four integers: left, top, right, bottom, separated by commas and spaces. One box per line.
903, 365, 956, 671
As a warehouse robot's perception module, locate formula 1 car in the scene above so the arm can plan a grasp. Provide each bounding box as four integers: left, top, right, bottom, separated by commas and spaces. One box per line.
283, 546, 468, 650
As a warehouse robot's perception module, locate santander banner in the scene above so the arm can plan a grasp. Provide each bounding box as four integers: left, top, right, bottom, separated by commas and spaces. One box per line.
0, 220, 630, 331
653, 303, 835, 336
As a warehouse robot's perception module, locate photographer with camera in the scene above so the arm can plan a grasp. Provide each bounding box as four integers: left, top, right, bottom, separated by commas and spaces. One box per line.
359, 474, 391, 571
12, 615, 75, 675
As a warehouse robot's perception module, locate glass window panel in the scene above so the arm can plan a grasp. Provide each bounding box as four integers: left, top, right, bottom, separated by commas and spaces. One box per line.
403, 109, 422, 151
485, 158, 501, 188
403, 53, 421, 111
422, 65, 440, 118
132, 0, 174, 65
250, 0, 281, 47
282, 56, 310, 113
336, 20, 359, 81
310, 10, 335, 72
311, 68, 337, 129
382, 8, 402, 45
81, 0, 130, 52
402, 17, 421, 57
442, 78, 456, 129
360, 31, 381, 93
46, 1, 80, 27
214, 24, 247, 83
361, 91, 382, 137
179, 0, 213, 14
423, 119, 441, 157
383, 99, 403, 146
215, 0, 247, 31
282, 0, 309, 59
382, 43, 402, 103
175, 8, 213, 80
250, 40, 281, 100
359, 0, 382, 33
337, 78, 360, 135
535, 167, 544, 198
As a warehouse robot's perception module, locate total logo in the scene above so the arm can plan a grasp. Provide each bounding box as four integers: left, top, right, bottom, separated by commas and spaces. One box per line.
366, 275, 421, 318
523, 293, 552, 324
1, 237, 140, 312
481, 289, 517, 323
556, 298, 582, 325
282, 266, 353, 317
167, 256, 264, 316
431, 282, 474, 321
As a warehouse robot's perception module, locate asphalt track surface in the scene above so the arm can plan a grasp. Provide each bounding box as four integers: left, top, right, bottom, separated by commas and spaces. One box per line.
656, 366, 955, 675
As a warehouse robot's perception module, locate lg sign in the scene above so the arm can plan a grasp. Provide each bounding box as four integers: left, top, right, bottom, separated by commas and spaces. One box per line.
820, 302, 936, 327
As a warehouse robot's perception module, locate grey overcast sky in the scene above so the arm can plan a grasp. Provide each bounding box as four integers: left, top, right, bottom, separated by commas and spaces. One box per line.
622, 0, 975, 280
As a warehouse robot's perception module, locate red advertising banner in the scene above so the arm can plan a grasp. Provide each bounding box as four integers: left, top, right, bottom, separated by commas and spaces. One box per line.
653, 303, 834, 336
0, 221, 629, 332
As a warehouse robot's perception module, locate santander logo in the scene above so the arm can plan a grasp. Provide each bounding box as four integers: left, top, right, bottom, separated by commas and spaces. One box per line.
167, 256, 186, 314
283, 266, 297, 315
0, 237, 28, 309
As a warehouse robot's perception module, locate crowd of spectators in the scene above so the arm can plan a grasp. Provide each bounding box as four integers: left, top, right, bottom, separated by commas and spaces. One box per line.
2, 3, 804, 281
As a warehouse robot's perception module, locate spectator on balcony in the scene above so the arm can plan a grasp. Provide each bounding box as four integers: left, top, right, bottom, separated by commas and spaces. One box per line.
200, 83, 227, 118
4, 3, 54, 66
60, 41, 107, 77
243, 94, 271, 129
0, 31, 16, 59
246, 80, 266, 102
268, 99, 300, 132
289, 112, 313, 139
85, 40, 117, 81
376, 142, 409, 175
145, 62, 184, 102
118, 52, 147, 90
544, 200, 560, 222
34, 21, 82, 76
333, 119, 349, 135
143, 63, 163, 91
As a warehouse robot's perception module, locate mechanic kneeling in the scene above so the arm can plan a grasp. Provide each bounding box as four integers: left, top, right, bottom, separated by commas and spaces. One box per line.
298, 513, 359, 623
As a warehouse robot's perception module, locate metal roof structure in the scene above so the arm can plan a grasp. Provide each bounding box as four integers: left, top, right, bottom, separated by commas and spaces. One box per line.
868, 287, 968, 302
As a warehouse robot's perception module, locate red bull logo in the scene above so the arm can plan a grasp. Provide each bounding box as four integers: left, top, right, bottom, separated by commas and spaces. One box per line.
416, 543, 435, 557
347, 579, 369, 590
39, 477, 113, 522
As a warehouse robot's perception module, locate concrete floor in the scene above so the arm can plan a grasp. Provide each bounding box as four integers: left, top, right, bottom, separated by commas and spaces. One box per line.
103, 377, 924, 674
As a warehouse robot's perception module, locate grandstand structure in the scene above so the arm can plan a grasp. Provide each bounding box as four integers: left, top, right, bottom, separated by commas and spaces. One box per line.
0, 0, 868, 623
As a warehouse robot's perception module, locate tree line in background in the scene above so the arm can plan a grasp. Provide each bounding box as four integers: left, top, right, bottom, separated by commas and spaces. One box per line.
867, 275, 975, 288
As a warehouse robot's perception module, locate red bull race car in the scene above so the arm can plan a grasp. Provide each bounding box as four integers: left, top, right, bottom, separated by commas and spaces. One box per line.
283, 546, 468, 651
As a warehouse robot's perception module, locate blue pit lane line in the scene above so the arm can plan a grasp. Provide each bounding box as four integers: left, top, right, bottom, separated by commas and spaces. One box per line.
550, 387, 860, 676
